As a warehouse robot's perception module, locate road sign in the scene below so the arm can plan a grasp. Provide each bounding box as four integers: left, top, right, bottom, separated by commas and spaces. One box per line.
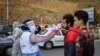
83, 7, 94, 22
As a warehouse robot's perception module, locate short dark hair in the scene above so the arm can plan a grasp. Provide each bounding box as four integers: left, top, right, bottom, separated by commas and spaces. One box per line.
21, 25, 29, 31
74, 10, 89, 25
63, 14, 74, 27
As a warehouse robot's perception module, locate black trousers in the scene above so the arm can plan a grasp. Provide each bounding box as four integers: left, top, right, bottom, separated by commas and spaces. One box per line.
64, 42, 76, 56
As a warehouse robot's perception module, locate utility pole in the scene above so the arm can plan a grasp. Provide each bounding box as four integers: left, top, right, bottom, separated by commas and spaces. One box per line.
40, 0, 43, 24
7, 0, 9, 25
41, 0, 42, 5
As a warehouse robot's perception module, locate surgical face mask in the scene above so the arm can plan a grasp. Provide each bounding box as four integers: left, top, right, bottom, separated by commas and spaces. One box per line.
29, 25, 37, 33
26, 21, 37, 33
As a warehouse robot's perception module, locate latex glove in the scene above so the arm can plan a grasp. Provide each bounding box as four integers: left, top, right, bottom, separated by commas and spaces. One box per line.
55, 23, 62, 30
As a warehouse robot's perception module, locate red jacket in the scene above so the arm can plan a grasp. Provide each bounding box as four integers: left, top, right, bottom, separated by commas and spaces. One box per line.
64, 27, 78, 43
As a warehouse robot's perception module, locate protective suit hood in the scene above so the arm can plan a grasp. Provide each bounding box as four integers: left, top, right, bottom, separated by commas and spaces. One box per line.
23, 19, 37, 33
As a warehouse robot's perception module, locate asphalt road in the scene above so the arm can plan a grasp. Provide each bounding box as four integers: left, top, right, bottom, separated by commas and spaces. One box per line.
1, 40, 100, 56
41, 40, 100, 56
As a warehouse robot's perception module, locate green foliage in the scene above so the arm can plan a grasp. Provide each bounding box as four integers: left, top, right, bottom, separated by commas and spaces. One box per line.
90, 9, 100, 25
94, 9, 100, 24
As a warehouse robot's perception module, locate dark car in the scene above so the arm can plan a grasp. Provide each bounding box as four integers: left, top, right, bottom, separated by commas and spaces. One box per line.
0, 38, 13, 56
0, 22, 13, 56
0, 25, 13, 37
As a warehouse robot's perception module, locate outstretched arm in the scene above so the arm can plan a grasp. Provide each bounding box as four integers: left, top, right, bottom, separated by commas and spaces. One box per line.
30, 23, 61, 42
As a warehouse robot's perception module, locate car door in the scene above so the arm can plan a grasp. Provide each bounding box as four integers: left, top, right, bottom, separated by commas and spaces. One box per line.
51, 30, 64, 46
0, 38, 3, 48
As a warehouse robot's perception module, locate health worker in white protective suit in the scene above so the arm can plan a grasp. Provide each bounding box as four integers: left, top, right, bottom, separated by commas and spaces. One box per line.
12, 21, 23, 56
20, 19, 62, 56
12, 21, 23, 41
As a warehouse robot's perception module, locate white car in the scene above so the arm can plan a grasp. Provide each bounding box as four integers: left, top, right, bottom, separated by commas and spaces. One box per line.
38, 28, 66, 49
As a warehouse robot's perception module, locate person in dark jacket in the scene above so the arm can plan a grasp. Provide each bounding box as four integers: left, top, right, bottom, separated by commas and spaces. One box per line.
74, 10, 95, 56
62, 14, 78, 56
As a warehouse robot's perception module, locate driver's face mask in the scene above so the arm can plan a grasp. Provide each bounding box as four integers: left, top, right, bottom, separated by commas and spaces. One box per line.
26, 21, 37, 33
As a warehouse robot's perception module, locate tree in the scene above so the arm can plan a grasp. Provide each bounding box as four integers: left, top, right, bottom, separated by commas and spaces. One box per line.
90, 9, 100, 25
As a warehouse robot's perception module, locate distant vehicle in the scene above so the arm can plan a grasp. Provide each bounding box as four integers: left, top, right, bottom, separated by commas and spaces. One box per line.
0, 37, 13, 56
38, 28, 66, 50
0, 22, 13, 56
0, 25, 13, 37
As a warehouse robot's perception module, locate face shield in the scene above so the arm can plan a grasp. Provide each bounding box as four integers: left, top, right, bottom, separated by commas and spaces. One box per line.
26, 21, 37, 33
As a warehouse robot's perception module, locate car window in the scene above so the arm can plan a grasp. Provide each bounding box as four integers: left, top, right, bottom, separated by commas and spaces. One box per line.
39, 29, 48, 34
39, 29, 65, 36
61, 29, 66, 35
